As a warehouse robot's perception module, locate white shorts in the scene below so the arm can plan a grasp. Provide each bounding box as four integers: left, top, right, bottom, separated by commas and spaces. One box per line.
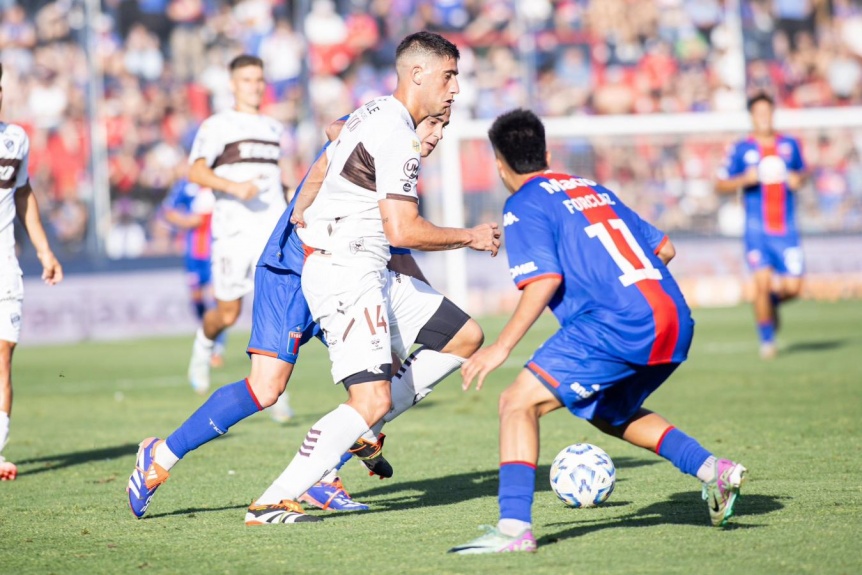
0, 253, 24, 344
301, 255, 443, 384
211, 233, 264, 302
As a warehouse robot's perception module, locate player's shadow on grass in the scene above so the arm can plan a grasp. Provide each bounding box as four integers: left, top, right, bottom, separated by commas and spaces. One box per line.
336, 457, 659, 517
16, 442, 141, 477
539, 491, 786, 546
783, 339, 848, 354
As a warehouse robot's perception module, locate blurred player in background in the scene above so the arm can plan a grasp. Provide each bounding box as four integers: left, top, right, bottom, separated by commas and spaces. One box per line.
716, 92, 807, 359
449, 109, 746, 554
184, 54, 292, 421
0, 63, 64, 481
127, 110, 451, 519
161, 166, 228, 369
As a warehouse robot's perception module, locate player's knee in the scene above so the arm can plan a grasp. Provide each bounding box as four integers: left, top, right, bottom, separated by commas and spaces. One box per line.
444, 318, 484, 357
498, 385, 529, 418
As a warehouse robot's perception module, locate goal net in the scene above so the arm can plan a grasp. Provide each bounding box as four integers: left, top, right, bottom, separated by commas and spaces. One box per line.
419, 108, 862, 313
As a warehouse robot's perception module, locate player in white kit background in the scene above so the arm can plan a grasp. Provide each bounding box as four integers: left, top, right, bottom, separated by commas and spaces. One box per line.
0, 62, 64, 481
185, 54, 292, 419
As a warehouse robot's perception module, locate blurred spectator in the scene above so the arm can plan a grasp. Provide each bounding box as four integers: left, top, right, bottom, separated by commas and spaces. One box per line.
1, 0, 860, 261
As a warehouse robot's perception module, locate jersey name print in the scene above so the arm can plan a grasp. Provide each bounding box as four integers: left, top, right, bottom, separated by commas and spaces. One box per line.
504, 171, 694, 366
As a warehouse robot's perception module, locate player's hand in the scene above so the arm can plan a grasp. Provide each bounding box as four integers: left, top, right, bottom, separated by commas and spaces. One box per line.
37, 251, 63, 285
289, 208, 306, 228
467, 222, 501, 257
787, 172, 803, 190
741, 167, 759, 187
461, 342, 510, 392
229, 179, 260, 201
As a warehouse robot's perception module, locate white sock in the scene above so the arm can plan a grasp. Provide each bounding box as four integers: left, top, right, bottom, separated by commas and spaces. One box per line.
498, 518, 531, 537
195, 328, 215, 353
153, 441, 180, 472
0, 411, 9, 453
320, 469, 338, 483
256, 404, 368, 504
381, 349, 465, 425
696, 455, 717, 483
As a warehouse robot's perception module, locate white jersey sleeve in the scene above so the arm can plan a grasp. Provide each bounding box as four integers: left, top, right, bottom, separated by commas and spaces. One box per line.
374, 126, 420, 204
189, 117, 225, 167
14, 133, 29, 189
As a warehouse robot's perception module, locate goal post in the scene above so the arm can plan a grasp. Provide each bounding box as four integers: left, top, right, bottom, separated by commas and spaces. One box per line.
432, 107, 862, 313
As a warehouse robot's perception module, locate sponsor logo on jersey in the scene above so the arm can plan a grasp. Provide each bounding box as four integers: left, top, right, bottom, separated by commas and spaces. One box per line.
238, 141, 280, 161
569, 382, 600, 399
403, 158, 419, 179
539, 176, 597, 194
510, 261, 538, 279
562, 192, 616, 213
503, 212, 519, 226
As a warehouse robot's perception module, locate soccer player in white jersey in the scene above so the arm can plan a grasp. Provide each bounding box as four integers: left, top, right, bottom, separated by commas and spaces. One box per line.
244, 31, 501, 525
185, 55, 292, 419
0, 63, 64, 481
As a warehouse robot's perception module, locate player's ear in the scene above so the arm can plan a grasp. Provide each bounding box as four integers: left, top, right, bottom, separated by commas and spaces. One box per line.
411, 64, 424, 86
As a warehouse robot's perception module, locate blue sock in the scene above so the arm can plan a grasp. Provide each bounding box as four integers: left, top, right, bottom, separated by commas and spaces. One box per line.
499, 462, 536, 523
656, 427, 712, 478
166, 379, 262, 459
758, 321, 775, 343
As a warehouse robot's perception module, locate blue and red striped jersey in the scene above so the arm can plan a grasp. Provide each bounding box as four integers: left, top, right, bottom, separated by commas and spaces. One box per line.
504, 171, 694, 366
162, 178, 212, 263
722, 135, 805, 238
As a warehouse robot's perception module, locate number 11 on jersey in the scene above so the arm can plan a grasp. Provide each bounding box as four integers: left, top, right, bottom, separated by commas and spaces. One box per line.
585, 219, 662, 287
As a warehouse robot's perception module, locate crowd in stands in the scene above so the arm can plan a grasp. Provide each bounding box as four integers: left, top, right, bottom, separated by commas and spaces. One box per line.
2, 0, 861, 259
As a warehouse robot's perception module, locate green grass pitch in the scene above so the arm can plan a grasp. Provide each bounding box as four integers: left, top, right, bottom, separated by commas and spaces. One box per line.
1, 301, 860, 574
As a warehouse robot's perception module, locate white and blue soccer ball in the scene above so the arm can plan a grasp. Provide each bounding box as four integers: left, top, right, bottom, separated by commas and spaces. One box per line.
550, 443, 616, 508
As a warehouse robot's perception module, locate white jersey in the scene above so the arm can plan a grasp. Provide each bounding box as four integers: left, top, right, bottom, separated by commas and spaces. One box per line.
189, 109, 287, 240
0, 122, 31, 252
297, 96, 421, 269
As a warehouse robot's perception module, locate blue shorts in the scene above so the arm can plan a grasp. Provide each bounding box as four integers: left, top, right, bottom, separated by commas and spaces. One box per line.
745, 233, 804, 276
185, 258, 212, 291
526, 328, 680, 427
247, 265, 322, 364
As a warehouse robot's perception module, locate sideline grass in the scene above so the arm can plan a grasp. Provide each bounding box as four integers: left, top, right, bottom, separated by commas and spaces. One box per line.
1, 301, 860, 575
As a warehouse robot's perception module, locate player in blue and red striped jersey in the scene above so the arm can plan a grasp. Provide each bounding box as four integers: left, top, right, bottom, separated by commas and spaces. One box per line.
161, 175, 229, 369
716, 92, 807, 359
449, 109, 747, 555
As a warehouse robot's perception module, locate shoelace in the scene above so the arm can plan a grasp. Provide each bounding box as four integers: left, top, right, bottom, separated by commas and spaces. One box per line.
318, 479, 352, 510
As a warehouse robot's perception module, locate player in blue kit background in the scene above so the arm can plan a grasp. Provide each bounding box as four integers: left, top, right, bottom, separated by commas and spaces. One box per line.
161, 172, 229, 370
128, 111, 450, 521
716, 92, 807, 359
449, 109, 747, 554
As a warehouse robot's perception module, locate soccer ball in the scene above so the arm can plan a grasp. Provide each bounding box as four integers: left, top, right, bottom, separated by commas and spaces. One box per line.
550, 443, 616, 508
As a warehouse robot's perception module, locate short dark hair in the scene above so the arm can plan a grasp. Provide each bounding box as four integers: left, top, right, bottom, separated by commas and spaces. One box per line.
0, 63, 3, 82
488, 109, 549, 175
747, 91, 774, 111
395, 31, 460, 63
229, 54, 264, 72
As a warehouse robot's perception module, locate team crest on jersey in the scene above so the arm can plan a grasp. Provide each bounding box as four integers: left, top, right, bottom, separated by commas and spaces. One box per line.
3, 139, 13, 151
349, 237, 366, 254
10, 313, 20, 329
778, 141, 793, 158
411, 139, 421, 153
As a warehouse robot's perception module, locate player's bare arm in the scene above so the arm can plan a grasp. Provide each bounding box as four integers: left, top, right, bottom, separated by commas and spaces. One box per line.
289, 151, 329, 228
163, 209, 204, 230
715, 167, 759, 193
461, 275, 561, 391
188, 157, 260, 201
14, 181, 63, 285
656, 237, 676, 265
787, 170, 807, 190
379, 198, 501, 255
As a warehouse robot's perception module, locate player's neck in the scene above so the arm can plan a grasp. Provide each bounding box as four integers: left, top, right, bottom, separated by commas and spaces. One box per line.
233, 104, 260, 115
510, 170, 546, 193
391, 89, 424, 128
752, 131, 775, 145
